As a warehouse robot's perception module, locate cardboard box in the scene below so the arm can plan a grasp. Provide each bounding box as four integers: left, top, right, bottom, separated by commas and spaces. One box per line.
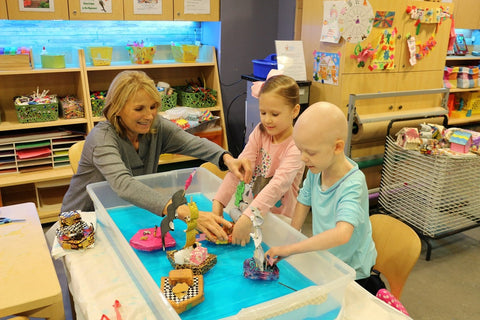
86, 168, 355, 320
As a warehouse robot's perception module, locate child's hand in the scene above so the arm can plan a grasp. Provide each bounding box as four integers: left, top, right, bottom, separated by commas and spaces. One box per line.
264, 246, 288, 266
231, 214, 253, 246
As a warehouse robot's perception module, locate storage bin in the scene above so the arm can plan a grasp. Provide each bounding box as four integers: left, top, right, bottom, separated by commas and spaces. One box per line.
160, 91, 178, 111
192, 126, 223, 146
86, 168, 355, 320
171, 44, 199, 63
252, 54, 277, 79
60, 96, 84, 119
14, 95, 59, 123
458, 91, 480, 115
175, 86, 217, 108
89, 46, 113, 66
457, 66, 479, 89
90, 91, 107, 117
443, 66, 458, 89
0, 53, 32, 71
126, 46, 156, 64
41, 54, 66, 69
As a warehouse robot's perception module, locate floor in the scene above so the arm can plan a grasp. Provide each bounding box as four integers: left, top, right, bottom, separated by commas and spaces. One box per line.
43, 214, 480, 320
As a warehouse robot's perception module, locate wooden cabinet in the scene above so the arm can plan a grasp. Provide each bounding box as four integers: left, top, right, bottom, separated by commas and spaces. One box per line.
0, 45, 226, 222
452, 0, 480, 30
123, 0, 173, 20
69, 0, 124, 20
5, 0, 69, 20
173, 0, 219, 21
0, 0, 7, 19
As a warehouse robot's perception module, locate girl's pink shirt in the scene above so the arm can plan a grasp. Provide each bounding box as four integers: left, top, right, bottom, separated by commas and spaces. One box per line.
214, 124, 305, 218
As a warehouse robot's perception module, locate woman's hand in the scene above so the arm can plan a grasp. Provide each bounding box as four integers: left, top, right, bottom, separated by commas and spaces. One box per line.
231, 214, 253, 246
223, 154, 252, 183
196, 210, 233, 242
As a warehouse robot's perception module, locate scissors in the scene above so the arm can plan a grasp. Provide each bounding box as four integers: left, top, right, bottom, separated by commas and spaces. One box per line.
0, 217, 26, 225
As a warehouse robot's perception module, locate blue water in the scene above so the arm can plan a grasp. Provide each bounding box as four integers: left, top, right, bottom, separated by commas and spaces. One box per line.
107, 193, 340, 320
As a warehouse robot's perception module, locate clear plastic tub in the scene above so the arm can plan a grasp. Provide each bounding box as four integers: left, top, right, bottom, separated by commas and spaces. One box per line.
87, 167, 355, 319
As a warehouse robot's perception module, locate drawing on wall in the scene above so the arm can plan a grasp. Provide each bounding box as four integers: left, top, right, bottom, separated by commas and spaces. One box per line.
320, 1, 342, 43
313, 51, 340, 85
80, 0, 112, 13
184, 0, 210, 15
20, 0, 54, 12
373, 11, 395, 28
134, 0, 163, 15
338, 0, 374, 43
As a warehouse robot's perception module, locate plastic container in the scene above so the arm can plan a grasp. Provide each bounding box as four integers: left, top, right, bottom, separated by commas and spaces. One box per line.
41, 54, 65, 69
192, 126, 223, 146
252, 54, 277, 79
171, 44, 199, 62
126, 46, 156, 64
89, 46, 113, 66
86, 167, 355, 320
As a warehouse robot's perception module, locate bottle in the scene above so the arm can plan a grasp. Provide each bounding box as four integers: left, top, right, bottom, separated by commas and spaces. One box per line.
41, 46, 47, 55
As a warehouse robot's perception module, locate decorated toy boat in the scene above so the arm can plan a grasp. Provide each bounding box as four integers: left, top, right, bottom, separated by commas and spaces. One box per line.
161, 269, 204, 314
129, 226, 176, 251
166, 201, 217, 275
243, 208, 279, 281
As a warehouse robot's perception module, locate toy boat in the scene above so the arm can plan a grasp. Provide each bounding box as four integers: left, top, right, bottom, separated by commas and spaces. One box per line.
161, 269, 204, 314
129, 226, 176, 251
243, 208, 279, 281
166, 200, 217, 275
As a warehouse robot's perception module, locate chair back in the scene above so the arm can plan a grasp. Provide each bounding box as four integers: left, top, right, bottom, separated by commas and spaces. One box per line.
68, 140, 85, 174
370, 214, 421, 299
200, 162, 227, 179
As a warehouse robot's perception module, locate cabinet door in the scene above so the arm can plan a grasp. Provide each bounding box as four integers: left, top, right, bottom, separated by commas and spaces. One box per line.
452, 0, 480, 29
69, 0, 124, 20
6, 0, 68, 20
123, 0, 173, 20
396, 0, 453, 72
173, 0, 219, 21
1, 0, 7, 19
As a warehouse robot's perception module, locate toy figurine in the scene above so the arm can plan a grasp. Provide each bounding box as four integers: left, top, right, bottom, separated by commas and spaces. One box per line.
243, 208, 279, 280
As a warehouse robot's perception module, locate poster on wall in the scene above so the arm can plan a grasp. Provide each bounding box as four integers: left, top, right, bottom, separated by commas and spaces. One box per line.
275, 40, 307, 81
313, 51, 340, 85
338, 0, 374, 43
19, 0, 54, 12
134, 0, 163, 15
80, 0, 112, 13
320, 1, 341, 43
184, 0, 210, 15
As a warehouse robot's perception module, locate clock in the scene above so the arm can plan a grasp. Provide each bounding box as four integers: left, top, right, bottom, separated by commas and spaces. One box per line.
338, 0, 375, 43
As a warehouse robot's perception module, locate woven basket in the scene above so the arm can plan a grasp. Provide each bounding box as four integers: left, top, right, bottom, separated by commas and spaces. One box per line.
166, 250, 217, 275
175, 86, 217, 108
160, 92, 178, 111
15, 96, 59, 123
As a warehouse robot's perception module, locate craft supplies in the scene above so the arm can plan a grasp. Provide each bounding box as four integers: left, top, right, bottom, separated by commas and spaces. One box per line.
0, 46, 32, 71
14, 88, 59, 123
90, 90, 107, 117
175, 82, 217, 108
126, 41, 156, 64
60, 96, 84, 119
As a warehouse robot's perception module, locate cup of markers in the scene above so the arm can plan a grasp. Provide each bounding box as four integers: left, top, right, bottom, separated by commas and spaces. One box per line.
126, 41, 156, 64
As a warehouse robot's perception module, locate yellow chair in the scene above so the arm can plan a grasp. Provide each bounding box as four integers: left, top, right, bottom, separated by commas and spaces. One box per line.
68, 140, 85, 174
200, 161, 228, 179
370, 214, 421, 300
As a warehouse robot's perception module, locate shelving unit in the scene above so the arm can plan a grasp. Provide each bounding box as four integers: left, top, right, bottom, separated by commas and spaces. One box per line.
0, 45, 227, 223
445, 53, 480, 126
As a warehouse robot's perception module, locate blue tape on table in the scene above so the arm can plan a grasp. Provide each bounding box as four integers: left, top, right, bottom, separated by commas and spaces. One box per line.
108, 193, 339, 320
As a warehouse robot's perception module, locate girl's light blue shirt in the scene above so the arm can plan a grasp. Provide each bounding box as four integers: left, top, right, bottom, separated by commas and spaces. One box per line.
297, 158, 377, 279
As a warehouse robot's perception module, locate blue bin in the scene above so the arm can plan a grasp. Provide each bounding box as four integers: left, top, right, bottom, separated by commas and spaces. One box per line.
252, 53, 277, 79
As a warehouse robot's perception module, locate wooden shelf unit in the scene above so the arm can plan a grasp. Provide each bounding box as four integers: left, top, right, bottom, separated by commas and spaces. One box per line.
0, 46, 227, 223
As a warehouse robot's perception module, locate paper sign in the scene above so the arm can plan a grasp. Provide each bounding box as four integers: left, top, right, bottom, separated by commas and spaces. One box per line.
134, 0, 163, 15
275, 40, 307, 81
184, 0, 210, 14
81, 0, 112, 14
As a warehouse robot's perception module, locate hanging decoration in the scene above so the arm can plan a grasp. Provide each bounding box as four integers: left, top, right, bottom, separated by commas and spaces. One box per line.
350, 43, 377, 68
369, 28, 397, 71
373, 11, 395, 28
405, 5, 451, 35
338, 0, 375, 43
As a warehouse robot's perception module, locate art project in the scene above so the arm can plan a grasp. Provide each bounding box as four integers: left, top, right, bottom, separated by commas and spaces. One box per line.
129, 226, 176, 251
161, 269, 204, 314
243, 208, 279, 281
